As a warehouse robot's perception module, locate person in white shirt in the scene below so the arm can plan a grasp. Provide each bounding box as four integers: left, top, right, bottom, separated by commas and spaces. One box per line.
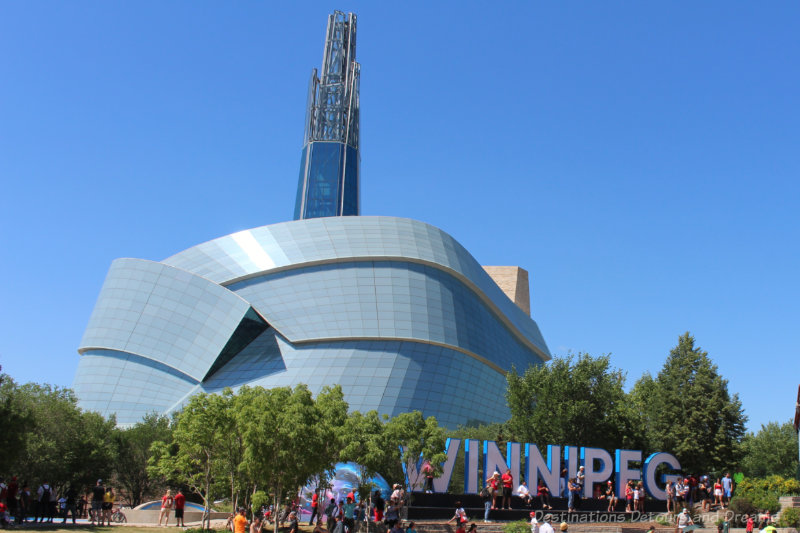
517, 481, 532, 507
529, 513, 539, 533
677, 508, 693, 531
539, 515, 555, 533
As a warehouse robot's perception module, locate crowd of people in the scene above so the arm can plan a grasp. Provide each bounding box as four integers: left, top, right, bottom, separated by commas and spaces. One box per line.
0, 476, 124, 527
665, 473, 735, 513
240, 484, 413, 533
475, 467, 742, 517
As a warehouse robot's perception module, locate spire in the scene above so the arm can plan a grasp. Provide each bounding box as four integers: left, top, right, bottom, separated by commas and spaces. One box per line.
294, 11, 361, 220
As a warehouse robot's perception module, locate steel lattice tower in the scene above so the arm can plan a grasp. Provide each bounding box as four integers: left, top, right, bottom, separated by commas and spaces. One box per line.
294, 11, 361, 220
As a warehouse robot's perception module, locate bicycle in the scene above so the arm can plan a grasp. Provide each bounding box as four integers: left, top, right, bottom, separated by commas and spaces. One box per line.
111, 507, 127, 523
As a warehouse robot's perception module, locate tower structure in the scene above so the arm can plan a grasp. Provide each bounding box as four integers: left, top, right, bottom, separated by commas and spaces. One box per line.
72, 11, 551, 430
294, 11, 360, 220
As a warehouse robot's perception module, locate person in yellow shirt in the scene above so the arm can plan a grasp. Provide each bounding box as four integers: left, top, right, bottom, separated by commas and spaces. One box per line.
233, 508, 248, 533
102, 487, 115, 526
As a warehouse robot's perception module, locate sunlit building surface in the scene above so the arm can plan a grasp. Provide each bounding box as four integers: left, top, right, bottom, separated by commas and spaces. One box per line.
72, 11, 550, 428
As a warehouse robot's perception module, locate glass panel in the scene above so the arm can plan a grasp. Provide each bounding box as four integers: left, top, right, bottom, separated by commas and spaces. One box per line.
302, 142, 344, 218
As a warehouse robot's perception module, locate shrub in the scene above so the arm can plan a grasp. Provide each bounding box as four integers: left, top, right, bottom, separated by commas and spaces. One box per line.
779, 507, 800, 528
252, 491, 269, 513
503, 520, 530, 533
728, 497, 757, 523
735, 476, 796, 514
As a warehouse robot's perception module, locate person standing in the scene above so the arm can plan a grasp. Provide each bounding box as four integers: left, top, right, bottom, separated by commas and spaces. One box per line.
501, 469, 514, 510
482, 482, 492, 523
174, 488, 186, 527
103, 486, 115, 526
233, 508, 248, 533
486, 472, 501, 510
666, 481, 676, 513
17, 485, 31, 524
576, 467, 585, 494
63, 486, 78, 525
308, 489, 319, 525
37, 481, 54, 523
567, 478, 579, 513
325, 498, 336, 527
530, 513, 539, 533
422, 461, 434, 493
722, 473, 733, 508
539, 515, 555, 533
91, 480, 105, 525
343, 496, 356, 533
5, 477, 18, 522
158, 489, 174, 526
373, 491, 385, 523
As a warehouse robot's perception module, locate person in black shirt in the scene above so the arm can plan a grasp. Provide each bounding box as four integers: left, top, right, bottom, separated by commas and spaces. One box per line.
91, 480, 105, 525
63, 487, 78, 524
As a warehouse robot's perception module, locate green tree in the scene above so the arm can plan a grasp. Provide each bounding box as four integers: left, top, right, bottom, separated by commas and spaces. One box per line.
236, 385, 336, 533
114, 413, 173, 506
13, 382, 117, 491
505, 353, 641, 450
739, 421, 799, 478
340, 410, 390, 500
631, 332, 746, 473
0, 372, 32, 474
149, 392, 232, 529
385, 411, 447, 489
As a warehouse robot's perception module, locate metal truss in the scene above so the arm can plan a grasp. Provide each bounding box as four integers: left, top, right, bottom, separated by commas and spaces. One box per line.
303, 11, 360, 149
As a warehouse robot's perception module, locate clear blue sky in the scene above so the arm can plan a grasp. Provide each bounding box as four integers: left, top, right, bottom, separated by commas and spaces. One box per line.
1, 2, 798, 434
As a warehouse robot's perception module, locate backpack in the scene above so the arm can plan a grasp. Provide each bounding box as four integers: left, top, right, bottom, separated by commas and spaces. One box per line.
479, 486, 490, 499
41, 486, 51, 503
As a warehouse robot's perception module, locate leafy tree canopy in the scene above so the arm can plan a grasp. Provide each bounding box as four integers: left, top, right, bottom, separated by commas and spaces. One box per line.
630, 332, 746, 473
505, 352, 641, 451
114, 413, 173, 506
739, 420, 799, 479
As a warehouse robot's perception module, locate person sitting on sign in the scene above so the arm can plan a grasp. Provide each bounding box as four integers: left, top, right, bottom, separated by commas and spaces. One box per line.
517, 481, 532, 507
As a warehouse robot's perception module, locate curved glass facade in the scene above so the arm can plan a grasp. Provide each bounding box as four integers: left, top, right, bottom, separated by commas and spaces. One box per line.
74, 216, 550, 427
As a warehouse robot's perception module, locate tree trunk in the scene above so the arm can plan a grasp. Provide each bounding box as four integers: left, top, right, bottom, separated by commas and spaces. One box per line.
273, 485, 282, 533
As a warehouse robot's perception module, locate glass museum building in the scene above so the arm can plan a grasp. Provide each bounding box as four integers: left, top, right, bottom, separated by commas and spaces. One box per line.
72, 12, 551, 428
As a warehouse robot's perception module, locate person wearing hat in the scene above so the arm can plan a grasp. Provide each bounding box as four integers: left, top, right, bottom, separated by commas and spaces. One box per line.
677, 508, 693, 532
560, 522, 569, 532
529, 512, 539, 533
539, 514, 554, 533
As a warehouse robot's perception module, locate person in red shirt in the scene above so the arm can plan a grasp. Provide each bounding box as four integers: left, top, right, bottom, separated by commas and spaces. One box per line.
308, 490, 319, 526
174, 489, 186, 527
501, 469, 513, 510
158, 489, 173, 526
